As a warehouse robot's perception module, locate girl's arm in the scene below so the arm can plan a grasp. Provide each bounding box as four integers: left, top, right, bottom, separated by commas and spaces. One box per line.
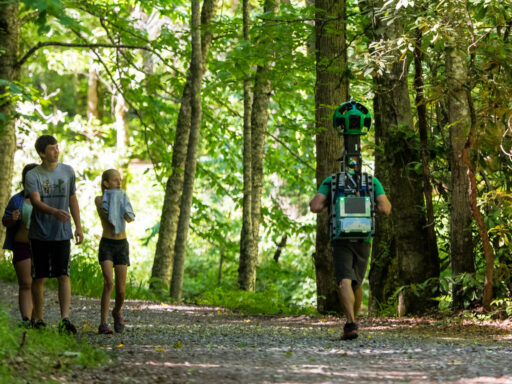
2, 210, 20, 228
95, 196, 109, 221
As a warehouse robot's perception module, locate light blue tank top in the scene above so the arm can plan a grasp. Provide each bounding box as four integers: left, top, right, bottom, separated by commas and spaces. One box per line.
21, 202, 32, 229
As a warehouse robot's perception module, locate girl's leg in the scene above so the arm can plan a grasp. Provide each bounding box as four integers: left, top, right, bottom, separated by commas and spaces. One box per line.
113, 265, 127, 316
100, 261, 114, 324
13, 258, 32, 319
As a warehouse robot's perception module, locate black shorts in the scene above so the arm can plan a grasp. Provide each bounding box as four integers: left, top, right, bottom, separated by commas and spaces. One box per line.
98, 238, 130, 266
332, 240, 371, 287
30, 239, 71, 278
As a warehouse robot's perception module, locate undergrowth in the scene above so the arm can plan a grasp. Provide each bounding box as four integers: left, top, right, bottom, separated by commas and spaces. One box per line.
0, 307, 106, 384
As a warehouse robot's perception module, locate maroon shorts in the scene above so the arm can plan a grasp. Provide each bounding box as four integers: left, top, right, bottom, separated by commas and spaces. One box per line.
12, 242, 31, 264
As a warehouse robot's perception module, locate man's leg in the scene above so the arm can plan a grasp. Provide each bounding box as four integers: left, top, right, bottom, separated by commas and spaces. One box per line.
32, 277, 46, 321
338, 278, 356, 323
57, 275, 71, 319
353, 285, 363, 317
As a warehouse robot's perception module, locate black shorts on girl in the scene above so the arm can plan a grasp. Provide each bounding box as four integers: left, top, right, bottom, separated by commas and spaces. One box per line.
331, 240, 371, 287
30, 239, 71, 278
12, 242, 31, 264
98, 238, 130, 266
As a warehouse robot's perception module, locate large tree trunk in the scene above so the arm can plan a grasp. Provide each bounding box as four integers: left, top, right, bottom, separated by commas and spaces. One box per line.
151, 0, 217, 290
87, 59, 101, 122
238, 0, 279, 291
446, 36, 475, 309
414, 26, 440, 290
170, 0, 203, 301
239, 0, 256, 289
365, 0, 438, 315
0, 4, 20, 260
313, 0, 348, 314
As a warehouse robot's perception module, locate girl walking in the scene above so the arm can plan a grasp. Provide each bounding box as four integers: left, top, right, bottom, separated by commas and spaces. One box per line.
95, 169, 135, 334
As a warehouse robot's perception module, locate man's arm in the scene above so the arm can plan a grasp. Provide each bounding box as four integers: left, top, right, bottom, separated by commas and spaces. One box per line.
29, 192, 71, 222
309, 193, 328, 213
376, 194, 392, 216
69, 194, 83, 244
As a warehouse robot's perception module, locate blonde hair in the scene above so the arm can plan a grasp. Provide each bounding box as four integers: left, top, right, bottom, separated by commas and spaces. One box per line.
101, 169, 120, 192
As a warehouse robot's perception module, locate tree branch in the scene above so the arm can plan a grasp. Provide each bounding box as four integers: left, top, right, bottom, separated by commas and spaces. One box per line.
16, 41, 151, 68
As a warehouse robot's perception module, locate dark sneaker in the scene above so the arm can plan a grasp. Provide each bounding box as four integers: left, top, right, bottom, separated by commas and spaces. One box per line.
59, 318, 77, 335
98, 323, 113, 335
112, 312, 125, 333
33, 319, 46, 330
341, 322, 358, 340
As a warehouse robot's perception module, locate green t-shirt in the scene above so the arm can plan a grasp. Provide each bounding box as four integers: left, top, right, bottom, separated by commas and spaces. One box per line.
317, 175, 385, 197
317, 174, 386, 242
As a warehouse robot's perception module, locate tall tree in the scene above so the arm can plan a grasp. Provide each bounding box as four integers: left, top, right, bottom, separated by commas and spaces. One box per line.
238, 0, 280, 291
170, 0, 204, 301
151, 0, 218, 290
0, 3, 20, 260
313, 0, 348, 313
445, 15, 475, 310
364, 0, 439, 315
239, 0, 255, 289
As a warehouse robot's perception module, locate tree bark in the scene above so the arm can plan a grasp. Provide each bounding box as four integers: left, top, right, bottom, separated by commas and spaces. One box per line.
239, 0, 256, 289
414, 26, 440, 287
446, 37, 475, 309
0, 4, 20, 260
238, 0, 280, 291
87, 59, 101, 122
170, 0, 203, 301
151, 0, 217, 290
365, 0, 438, 315
313, 0, 348, 314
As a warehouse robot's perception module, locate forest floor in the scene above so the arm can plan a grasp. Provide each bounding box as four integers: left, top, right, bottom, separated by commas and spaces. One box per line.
1, 281, 512, 384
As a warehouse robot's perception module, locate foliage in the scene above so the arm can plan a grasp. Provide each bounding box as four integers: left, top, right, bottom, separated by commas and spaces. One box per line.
0, 306, 106, 383
2, 0, 512, 318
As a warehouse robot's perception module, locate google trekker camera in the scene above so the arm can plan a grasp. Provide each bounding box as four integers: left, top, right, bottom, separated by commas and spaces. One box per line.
329, 100, 375, 241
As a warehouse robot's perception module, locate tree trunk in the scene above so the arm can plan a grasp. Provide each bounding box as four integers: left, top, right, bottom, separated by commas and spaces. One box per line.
365, 0, 437, 315
151, 0, 217, 290
414, 27, 440, 288
0, 4, 20, 260
239, 0, 256, 289
87, 59, 101, 122
170, 0, 203, 301
238, 0, 280, 291
446, 37, 475, 309
313, 0, 348, 314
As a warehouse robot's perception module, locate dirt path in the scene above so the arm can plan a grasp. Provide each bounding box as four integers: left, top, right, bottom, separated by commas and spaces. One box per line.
1, 281, 511, 383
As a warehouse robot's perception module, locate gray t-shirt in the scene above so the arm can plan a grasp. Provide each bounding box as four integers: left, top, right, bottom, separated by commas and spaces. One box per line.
25, 163, 76, 241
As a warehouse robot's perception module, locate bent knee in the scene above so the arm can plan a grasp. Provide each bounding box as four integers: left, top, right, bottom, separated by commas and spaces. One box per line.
103, 280, 114, 292
338, 279, 353, 289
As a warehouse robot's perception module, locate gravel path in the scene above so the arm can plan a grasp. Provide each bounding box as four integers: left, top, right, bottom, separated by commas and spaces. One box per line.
1, 280, 511, 383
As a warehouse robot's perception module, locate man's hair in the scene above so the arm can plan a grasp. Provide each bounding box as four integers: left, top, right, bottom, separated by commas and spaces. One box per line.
35, 135, 57, 155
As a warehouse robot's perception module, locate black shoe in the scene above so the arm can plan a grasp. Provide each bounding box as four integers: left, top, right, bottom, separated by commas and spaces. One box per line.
59, 318, 77, 335
341, 322, 358, 340
33, 319, 46, 330
113, 312, 125, 334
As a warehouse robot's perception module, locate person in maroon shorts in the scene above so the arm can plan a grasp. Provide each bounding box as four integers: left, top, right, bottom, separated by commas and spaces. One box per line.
2, 163, 39, 324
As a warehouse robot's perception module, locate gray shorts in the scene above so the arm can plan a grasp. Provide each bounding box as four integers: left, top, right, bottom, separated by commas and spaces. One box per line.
332, 240, 371, 287
98, 238, 130, 266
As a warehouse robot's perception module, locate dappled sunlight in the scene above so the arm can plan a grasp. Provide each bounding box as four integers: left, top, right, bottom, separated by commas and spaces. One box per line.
138, 361, 221, 368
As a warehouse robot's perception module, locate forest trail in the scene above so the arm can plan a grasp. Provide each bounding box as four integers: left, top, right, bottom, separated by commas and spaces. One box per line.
1, 281, 511, 384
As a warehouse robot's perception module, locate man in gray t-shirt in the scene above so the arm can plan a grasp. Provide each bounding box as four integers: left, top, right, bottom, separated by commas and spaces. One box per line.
25, 163, 76, 241
25, 135, 83, 334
